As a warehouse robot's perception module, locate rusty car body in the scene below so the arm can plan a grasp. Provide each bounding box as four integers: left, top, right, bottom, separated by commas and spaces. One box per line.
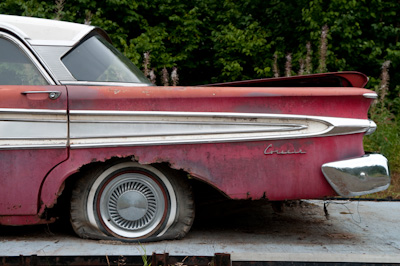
0, 15, 390, 242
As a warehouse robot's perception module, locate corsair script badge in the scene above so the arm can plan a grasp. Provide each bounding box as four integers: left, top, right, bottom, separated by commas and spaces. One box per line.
264, 144, 306, 155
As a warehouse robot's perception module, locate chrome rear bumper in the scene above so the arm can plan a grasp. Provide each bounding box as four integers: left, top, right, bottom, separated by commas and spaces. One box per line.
322, 154, 390, 197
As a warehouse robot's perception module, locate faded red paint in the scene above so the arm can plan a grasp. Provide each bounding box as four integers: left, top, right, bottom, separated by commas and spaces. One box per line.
0, 215, 54, 226
0, 85, 66, 108
39, 84, 371, 212
335, 72, 368, 87
40, 134, 364, 212
0, 82, 374, 225
0, 85, 68, 217
201, 72, 369, 88
67, 85, 372, 118
0, 149, 67, 215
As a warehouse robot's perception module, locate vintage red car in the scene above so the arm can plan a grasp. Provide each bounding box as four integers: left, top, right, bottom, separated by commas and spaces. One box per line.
0, 15, 390, 242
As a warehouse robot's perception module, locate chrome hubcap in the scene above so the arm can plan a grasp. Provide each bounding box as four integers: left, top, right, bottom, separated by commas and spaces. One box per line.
99, 172, 165, 236
116, 191, 148, 221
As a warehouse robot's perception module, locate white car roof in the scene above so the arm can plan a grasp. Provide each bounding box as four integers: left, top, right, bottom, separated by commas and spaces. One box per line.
0, 14, 94, 46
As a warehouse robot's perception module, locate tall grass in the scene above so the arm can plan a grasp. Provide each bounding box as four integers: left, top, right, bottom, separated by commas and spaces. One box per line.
142, 52, 178, 86
363, 61, 400, 198
317, 25, 328, 73
139, 26, 398, 175
364, 110, 400, 171
275, 27, 399, 180
364, 61, 400, 173
54, 0, 65, 21
140, 26, 399, 198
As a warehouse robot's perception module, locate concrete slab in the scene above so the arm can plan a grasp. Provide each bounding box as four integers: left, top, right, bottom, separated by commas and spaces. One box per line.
1, 200, 400, 263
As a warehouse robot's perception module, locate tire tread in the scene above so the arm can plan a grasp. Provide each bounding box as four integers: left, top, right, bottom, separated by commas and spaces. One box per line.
70, 161, 195, 242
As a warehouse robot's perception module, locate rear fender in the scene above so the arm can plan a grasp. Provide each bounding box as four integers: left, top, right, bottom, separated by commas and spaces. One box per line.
39, 133, 365, 215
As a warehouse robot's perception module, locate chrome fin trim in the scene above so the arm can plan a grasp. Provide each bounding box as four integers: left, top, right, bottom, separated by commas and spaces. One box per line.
69, 110, 373, 149
363, 93, 378, 99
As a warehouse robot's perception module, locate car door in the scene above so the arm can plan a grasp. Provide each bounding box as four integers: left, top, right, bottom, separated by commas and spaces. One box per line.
0, 32, 68, 216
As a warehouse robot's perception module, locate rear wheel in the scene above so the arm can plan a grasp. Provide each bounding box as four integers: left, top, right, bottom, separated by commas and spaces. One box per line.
70, 161, 194, 242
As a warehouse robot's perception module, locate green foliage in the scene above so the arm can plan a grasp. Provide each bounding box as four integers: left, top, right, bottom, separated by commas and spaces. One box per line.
364, 109, 400, 173
1, 0, 399, 93
0, 0, 399, 178
363, 59, 400, 173
299, 0, 400, 104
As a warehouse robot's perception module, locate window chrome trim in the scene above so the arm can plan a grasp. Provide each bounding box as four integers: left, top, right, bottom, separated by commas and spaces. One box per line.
61, 81, 153, 87
0, 31, 56, 85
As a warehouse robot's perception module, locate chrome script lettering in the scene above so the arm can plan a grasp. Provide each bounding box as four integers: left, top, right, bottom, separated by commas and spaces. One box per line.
264, 144, 306, 155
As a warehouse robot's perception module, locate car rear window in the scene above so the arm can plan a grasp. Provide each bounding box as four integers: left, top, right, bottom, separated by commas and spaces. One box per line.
62, 35, 151, 84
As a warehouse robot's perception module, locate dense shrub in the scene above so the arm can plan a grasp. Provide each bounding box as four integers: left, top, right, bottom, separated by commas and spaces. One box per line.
1, 0, 399, 174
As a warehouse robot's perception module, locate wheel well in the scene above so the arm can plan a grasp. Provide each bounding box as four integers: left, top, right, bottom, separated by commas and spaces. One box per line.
45, 156, 227, 221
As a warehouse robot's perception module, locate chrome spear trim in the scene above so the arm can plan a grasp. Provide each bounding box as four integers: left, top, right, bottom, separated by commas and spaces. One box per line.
69, 110, 373, 149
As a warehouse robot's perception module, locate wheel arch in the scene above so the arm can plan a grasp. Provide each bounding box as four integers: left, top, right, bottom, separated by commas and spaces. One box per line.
38, 153, 227, 217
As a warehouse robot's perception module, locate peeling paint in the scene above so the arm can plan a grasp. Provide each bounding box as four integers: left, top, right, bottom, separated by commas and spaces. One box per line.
1, 82, 373, 226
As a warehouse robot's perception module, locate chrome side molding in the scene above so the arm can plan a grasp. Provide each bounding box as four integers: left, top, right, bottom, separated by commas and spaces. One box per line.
322, 154, 390, 197
69, 110, 374, 149
0, 108, 67, 149
365, 120, 377, 135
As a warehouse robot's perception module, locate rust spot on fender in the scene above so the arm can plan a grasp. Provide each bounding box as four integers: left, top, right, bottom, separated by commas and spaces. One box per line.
7, 205, 21, 210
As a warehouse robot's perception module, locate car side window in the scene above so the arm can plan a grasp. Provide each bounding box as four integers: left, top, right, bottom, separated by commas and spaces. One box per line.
0, 35, 48, 85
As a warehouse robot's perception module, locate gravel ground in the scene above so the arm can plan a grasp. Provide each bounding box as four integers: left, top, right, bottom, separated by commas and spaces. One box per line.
1, 200, 400, 263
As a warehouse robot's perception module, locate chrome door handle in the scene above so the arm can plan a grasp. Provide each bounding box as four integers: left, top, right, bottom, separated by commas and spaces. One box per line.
21, 91, 62, 100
